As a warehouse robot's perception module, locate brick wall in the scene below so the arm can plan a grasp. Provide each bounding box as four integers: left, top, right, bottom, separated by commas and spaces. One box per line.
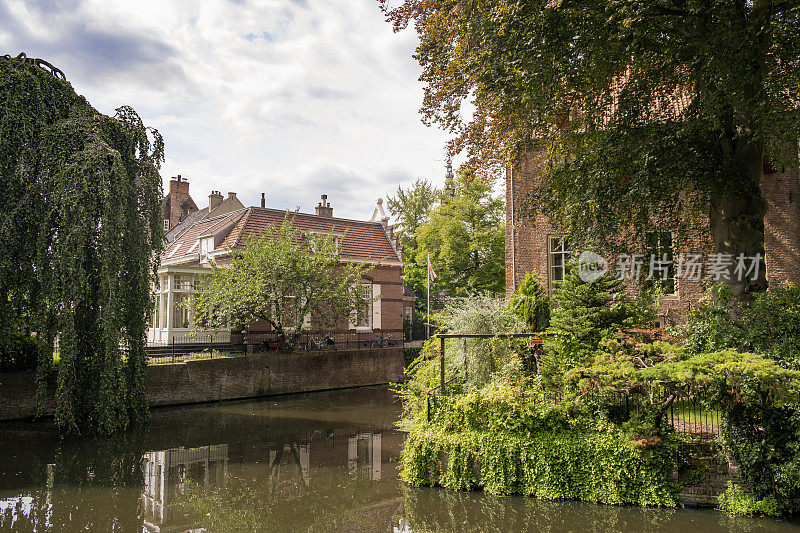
507, 150, 800, 324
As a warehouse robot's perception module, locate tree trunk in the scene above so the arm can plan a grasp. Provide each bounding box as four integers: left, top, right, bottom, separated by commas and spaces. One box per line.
709, 136, 768, 302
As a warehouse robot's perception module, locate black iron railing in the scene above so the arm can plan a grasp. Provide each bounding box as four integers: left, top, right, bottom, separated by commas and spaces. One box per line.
146, 331, 402, 364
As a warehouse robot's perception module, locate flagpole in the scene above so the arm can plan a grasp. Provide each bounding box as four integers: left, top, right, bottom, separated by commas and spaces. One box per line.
427, 254, 431, 340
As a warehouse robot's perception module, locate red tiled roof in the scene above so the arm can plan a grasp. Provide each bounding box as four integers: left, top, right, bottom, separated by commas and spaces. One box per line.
162, 207, 401, 264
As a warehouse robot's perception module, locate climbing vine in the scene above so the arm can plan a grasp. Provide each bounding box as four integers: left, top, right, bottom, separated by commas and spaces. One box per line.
0, 55, 164, 434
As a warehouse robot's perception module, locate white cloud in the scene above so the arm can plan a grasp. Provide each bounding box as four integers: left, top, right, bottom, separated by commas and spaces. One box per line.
0, 0, 455, 219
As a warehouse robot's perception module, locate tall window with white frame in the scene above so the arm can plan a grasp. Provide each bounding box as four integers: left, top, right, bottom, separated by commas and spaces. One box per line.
548, 236, 571, 288
172, 274, 194, 329
354, 282, 373, 330
644, 231, 676, 295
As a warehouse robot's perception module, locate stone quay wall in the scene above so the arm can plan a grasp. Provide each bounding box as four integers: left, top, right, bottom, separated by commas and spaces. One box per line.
0, 347, 404, 421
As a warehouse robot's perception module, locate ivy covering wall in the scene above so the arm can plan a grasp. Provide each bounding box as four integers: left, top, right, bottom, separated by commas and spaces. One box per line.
0, 56, 164, 434
401, 385, 683, 507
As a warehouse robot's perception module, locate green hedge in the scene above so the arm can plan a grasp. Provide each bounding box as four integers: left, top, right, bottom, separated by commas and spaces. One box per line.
402, 426, 681, 506
401, 384, 683, 507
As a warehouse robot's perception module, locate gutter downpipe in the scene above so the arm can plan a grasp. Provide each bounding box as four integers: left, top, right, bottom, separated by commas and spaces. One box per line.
509, 165, 517, 291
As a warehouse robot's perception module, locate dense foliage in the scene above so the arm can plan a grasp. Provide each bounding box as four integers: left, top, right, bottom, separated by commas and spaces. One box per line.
387, 170, 505, 315
0, 57, 164, 434
402, 384, 684, 507
508, 272, 550, 332
399, 279, 800, 515
434, 297, 525, 391
684, 283, 800, 370
192, 217, 369, 351
542, 266, 655, 386
382, 0, 800, 299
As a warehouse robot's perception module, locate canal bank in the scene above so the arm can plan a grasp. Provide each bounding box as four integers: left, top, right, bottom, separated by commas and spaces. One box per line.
0, 347, 404, 421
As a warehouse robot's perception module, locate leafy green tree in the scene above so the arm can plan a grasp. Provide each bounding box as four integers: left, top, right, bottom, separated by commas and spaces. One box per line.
386, 178, 439, 252
508, 272, 550, 332
192, 218, 369, 351
416, 172, 505, 304
386, 179, 439, 317
0, 56, 163, 434
382, 0, 800, 301
543, 266, 655, 383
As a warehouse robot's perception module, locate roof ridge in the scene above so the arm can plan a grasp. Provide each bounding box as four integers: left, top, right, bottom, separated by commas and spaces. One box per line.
198, 210, 243, 237
251, 206, 385, 226
232, 207, 254, 248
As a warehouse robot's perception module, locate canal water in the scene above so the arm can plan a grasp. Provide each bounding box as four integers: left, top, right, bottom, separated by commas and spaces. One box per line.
0, 386, 797, 532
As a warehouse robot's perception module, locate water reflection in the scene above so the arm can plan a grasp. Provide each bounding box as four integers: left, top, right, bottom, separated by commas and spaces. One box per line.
141, 444, 229, 531
0, 387, 797, 532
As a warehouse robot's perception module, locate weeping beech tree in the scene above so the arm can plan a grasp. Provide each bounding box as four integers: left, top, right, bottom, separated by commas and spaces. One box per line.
381, 0, 800, 300
0, 56, 164, 434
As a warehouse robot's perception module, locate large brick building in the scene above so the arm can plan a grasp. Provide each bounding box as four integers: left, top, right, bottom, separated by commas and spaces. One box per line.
149, 183, 405, 343
506, 151, 800, 324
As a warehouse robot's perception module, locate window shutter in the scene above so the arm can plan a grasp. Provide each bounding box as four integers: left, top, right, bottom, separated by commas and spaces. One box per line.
372, 284, 382, 330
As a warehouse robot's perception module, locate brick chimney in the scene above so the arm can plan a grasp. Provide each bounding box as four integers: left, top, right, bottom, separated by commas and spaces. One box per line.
166, 175, 194, 228
315, 194, 333, 218
261, 193, 266, 208
208, 190, 223, 212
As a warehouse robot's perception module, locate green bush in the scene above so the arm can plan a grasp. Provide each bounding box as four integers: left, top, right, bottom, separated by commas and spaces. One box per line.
683, 283, 800, 370
718, 482, 781, 517
404, 346, 423, 367
682, 284, 747, 355
747, 284, 800, 370
0, 332, 43, 371
433, 296, 525, 391
724, 401, 800, 515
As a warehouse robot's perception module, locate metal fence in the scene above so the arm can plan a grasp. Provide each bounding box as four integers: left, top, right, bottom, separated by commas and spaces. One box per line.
611, 391, 724, 437
403, 323, 428, 342
146, 331, 402, 364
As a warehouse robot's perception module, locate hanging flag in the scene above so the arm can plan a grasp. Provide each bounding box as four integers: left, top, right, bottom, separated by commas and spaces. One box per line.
427, 253, 437, 281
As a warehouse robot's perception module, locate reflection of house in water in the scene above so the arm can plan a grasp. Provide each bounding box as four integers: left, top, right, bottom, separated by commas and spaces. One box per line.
348, 432, 382, 481
268, 442, 311, 485
138, 430, 387, 531
141, 444, 228, 533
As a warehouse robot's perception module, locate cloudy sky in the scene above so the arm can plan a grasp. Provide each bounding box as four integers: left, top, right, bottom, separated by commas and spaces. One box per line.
0, 0, 455, 219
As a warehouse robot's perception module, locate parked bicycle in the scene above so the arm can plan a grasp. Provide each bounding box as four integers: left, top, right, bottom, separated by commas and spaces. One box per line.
369, 334, 398, 348
306, 334, 335, 351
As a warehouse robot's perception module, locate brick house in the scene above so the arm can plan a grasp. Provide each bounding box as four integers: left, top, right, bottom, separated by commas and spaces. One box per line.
148, 191, 405, 344
506, 151, 800, 324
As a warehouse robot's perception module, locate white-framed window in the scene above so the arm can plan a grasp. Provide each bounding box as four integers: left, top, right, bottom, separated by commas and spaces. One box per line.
173, 293, 191, 329
352, 283, 373, 329
163, 219, 170, 231
548, 236, 571, 287
645, 231, 676, 295
200, 237, 214, 263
